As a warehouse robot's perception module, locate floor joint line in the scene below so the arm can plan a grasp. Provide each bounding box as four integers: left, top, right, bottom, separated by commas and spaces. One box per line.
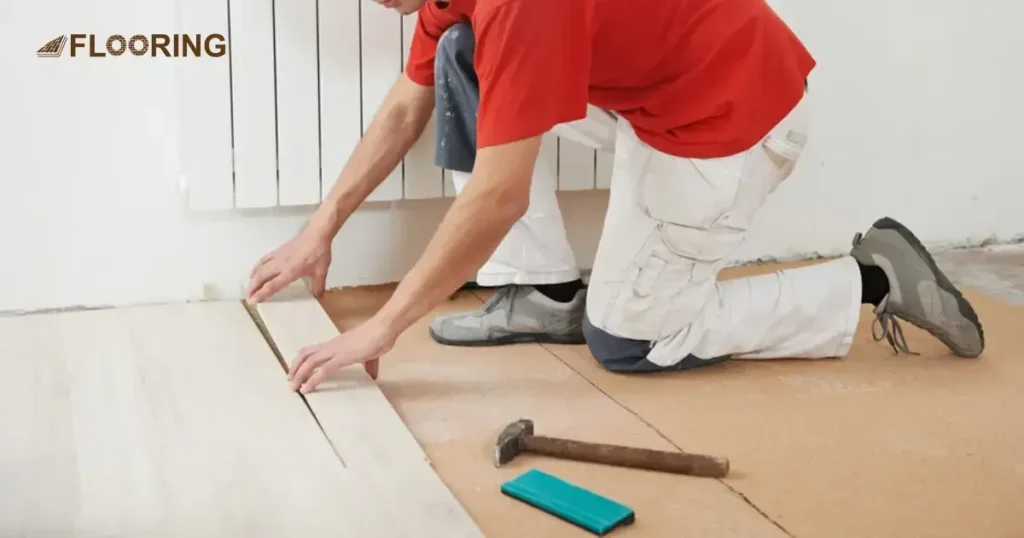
242, 300, 347, 468
536, 341, 794, 537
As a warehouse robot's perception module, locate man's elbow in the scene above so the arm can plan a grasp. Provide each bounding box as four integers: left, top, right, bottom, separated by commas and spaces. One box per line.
474, 135, 543, 226
507, 190, 531, 222
493, 186, 531, 226
380, 102, 421, 135
379, 80, 434, 135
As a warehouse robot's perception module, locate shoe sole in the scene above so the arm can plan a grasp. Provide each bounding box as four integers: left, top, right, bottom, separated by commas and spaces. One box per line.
873, 217, 985, 357
428, 327, 586, 347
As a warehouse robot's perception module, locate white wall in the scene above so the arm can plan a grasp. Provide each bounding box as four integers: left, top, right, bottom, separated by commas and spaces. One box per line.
1, 0, 1022, 313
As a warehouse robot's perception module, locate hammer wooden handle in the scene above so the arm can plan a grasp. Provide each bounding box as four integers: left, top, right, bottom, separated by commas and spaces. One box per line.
523, 435, 729, 478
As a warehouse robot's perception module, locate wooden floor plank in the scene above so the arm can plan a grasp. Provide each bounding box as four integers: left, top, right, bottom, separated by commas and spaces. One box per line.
255, 289, 484, 538
0, 302, 394, 536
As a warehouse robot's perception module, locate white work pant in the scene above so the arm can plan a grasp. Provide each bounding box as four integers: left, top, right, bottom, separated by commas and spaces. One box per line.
453, 97, 863, 365
448, 153, 582, 286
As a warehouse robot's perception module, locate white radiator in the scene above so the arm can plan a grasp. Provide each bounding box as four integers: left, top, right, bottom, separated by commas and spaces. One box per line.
177, 0, 609, 211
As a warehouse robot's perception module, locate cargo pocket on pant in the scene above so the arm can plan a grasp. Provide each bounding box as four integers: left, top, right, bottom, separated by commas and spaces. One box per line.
640, 148, 751, 265
719, 129, 808, 232
602, 151, 744, 340
602, 233, 709, 341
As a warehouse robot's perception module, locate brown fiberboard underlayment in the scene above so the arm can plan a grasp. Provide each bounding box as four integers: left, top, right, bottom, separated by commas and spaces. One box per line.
539, 262, 1024, 538
253, 286, 484, 537
0, 301, 409, 536
320, 288, 789, 538
320, 255, 1024, 538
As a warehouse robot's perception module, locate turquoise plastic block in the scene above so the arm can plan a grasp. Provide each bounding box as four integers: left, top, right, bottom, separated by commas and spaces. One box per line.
500, 469, 635, 535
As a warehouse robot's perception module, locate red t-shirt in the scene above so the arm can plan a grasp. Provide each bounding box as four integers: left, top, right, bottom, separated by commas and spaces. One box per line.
405, 0, 815, 159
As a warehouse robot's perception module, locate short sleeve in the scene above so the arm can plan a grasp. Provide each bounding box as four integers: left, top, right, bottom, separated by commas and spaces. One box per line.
473, 0, 591, 148
404, 3, 462, 86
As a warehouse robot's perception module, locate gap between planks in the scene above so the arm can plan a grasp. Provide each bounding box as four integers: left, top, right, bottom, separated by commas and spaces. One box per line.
242, 300, 347, 467
247, 284, 484, 537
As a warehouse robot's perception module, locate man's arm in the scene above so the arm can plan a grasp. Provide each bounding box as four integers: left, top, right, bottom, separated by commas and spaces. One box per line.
374, 136, 541, 335
282, 136, 541, 392
309, 75, 435, 236
244, 75, 433, 305
281, 2, 590, 391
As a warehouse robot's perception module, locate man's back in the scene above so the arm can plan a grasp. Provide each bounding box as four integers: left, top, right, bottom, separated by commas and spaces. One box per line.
587, 0, 815, 158
407, 0, 814, 158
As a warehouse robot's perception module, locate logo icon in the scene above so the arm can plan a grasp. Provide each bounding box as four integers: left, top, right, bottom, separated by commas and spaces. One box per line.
37, 35, 68, 58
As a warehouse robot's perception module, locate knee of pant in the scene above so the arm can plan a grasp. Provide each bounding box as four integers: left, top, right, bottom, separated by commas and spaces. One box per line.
434, 23, 475, 83
589, 348, 649, 373
583, 316, 658, 373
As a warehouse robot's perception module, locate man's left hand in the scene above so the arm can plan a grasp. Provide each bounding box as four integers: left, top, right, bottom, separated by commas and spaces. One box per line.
287, 318, 396, 392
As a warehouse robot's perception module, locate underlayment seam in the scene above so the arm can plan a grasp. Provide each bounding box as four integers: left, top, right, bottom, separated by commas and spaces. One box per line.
536, 341, 795, 537
241, 300, 348, 468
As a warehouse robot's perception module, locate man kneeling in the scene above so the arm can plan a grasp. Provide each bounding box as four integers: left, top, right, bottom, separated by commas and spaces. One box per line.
246, 0, 984, 392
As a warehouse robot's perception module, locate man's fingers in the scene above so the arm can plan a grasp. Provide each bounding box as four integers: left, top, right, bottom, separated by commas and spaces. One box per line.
248, 268, 299, 305
288, 345, 317, 380
246, 262, 280, 299
302, 354, 369, 392
250, 250, 278, 279
300, 368, 328, 393
289, 350, 329, 391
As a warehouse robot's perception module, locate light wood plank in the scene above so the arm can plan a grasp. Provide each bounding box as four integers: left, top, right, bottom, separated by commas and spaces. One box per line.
361, 1, 404, 201
229, 0, 279, 207
596, 149, 613, 189
0, 302, 398, 536
401, 11, 443, 200
177, 0, 234, 210
274, 0, 321, 206
557, 138, 596, 191
255, 289, 484, 538
318, 0, 362, 201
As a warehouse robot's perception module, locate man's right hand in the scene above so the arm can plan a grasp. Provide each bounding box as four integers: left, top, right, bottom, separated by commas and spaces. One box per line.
246, 226, 333, 304
244, 74, 434, 305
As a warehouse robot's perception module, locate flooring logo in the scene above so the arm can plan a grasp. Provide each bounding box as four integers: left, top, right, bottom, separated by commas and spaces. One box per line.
36, 35, 68, 57
36, 34, 227, 58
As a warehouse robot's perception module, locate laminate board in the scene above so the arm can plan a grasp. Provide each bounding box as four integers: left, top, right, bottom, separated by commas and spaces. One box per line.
0, 302, 395, 537
254, 289, 484, 538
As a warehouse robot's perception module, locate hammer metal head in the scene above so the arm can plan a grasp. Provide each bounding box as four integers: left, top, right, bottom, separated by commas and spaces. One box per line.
494, 418, 534, 467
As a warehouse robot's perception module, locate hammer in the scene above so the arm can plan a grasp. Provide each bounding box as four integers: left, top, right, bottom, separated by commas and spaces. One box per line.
494, 418, 729, 478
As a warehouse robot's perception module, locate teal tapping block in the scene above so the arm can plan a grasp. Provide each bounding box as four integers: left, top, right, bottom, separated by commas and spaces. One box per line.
500, 469, 635, 536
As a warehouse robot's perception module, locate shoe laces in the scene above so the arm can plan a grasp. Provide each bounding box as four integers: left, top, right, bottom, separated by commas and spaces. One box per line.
481, 285, 517, 313
871, 296, 920, 356
853, 232, 920, 356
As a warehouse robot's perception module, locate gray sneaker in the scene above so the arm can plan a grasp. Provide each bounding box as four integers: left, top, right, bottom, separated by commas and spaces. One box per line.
430, 285, 586, 346
850, 217, 984, 357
